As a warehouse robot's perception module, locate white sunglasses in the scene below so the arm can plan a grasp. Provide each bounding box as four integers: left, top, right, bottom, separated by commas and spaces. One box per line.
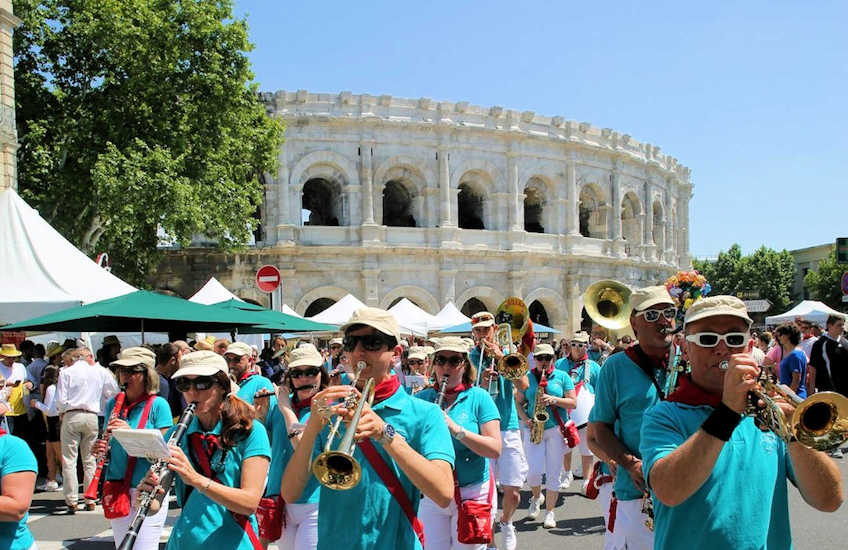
685, 332, 750, 348
634, 307, 677, 322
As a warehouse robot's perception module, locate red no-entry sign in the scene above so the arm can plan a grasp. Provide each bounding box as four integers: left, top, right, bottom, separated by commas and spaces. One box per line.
255, 265, 282, 293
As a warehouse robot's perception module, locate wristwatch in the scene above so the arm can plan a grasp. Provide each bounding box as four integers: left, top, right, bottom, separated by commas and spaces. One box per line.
377, 423, 397, 446
453, 427, 466, 441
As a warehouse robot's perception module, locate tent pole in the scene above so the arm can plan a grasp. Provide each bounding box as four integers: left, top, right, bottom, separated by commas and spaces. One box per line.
141, 319, 145, 345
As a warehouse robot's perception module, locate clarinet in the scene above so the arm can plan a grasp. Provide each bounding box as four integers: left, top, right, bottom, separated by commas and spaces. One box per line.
435, 374, 450, 409
117, 403, 197, 550
84, 385, 127, 501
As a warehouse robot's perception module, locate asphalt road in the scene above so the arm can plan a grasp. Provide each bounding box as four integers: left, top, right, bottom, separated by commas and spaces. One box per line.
28, 455, 848, 550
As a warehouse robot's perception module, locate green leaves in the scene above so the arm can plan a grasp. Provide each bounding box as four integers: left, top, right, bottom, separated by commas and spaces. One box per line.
804, 249, 848, 313
14, 0, 285, 285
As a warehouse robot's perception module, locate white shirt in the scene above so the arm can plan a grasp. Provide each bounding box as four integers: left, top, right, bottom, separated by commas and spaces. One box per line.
34, 385, 58, 417
799, 336, 817, 361
0, 362, 27, 385
56, 360, 119, 415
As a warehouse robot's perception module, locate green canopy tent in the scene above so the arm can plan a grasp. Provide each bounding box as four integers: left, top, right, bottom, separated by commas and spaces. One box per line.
206, 299, 338, 334
1, 290, 265, 335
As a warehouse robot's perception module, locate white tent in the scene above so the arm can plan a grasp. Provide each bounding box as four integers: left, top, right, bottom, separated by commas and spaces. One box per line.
765, 300, 846, 326
0, 188, 136, 324
282, 304, 302, 318
428, 301, 471, 332
388, 298, 434, 336
189, 277, 243, 305
307, 294, 367, 325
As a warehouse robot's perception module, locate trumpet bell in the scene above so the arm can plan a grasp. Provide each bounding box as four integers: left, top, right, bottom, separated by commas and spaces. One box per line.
583, 280, 632, 331
497, 352, 528, 380
791, 391, 848, 451
312, 451, 363, 490
495, 297, 529, 343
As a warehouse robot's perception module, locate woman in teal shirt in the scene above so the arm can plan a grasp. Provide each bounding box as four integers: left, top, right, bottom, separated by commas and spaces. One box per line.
0, 426, 36, 550
139, 351, 270, 550
98, 347, 173, 550
416, 337, 501, 550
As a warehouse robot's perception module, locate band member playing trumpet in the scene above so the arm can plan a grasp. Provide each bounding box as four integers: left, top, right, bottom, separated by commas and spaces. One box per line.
138, 351, 270, 550
97, 348, 173, 550
281, 307, 455, 550
415, 337, 501, 550
640, 296, 843, 549
587, 285, 676, 550
515, 343, 576, 528
468, 311, 529, 550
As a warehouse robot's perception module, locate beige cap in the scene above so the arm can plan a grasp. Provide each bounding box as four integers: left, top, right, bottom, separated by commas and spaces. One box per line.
534, 343, 555, 357
683, 295, 753, 328
288, 343, 324, 368
631, 285, 674, 312
434, 336, 470, 355
111, 347, 155, 369
571, 331, 590, 344
407, 346, 428, 361
461, 337, 475, 350
471, 311, 495, 328
423, 345, 435, 356
329, 337, 343, 347
340, 307, 401, 343
173, 350, 228, 379
225, 342, 253, 357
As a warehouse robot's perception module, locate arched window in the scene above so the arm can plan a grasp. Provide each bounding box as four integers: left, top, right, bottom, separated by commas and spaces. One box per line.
302, 178, 341, 226
621, 192, 641, 253
304, 297, 337, 317
524, 181, 545, 233
382, 180, 416, 227
529, 300, 550, 327
461, 298, 488, 318
457, 183, 485, 230
579, 186, 606, 238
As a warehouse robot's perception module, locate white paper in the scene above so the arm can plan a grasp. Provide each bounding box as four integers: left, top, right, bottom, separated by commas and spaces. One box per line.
111, 429, 171, 461
404, 375, 428, 390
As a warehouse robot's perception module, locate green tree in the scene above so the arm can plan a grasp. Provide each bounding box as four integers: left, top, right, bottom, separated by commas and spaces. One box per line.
693, 244, 795, 312
14, 0, 284, 285
804, 249, 848, 313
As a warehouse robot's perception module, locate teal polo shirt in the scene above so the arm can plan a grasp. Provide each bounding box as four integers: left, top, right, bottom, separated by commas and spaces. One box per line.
468, 346, 522, 431
555, 356, 601, 393
166, 418, 271, 550
415, 386, 500, 487
0, 434, 36, 550
266, 406, 320, 503
237, 372, 277, 425
522, 369, 574, 430
315, 385, 455, 550
588, 350, 662, 501
641, 401, 796, 550
104, 395, 173, 486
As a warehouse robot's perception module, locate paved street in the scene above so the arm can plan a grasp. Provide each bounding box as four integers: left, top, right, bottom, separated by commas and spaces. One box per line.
29, 456, 848, 549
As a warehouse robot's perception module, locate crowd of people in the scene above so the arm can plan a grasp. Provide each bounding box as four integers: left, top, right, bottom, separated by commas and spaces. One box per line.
0, 287, 846, 550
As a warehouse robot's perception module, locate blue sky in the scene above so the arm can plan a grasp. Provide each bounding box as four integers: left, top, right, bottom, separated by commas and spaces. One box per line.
233, 1, 846, 259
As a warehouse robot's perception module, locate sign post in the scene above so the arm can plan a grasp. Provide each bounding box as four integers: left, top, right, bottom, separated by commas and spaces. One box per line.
255, 265, 282, 311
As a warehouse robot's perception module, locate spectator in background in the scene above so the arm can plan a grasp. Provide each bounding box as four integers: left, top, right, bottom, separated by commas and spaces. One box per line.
26, 344, 48, 400
589, 325, 614, 365
45, 343, 64, 368
96, 335, 121, 367
809, 314, 848, 458
213, 338, 230, 356
32, 365, 62, 492
775, 323, 807, 399
19, 340, 34, 366
0, 344, 35, 437
798, 320, 818, 360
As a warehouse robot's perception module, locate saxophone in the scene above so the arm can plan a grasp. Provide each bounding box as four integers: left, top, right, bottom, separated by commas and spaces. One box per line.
530, 370, 549, 444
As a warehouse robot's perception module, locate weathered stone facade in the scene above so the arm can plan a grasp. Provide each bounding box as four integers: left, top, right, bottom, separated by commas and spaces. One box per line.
0, 1, 19, 191
154, 91, 693, 333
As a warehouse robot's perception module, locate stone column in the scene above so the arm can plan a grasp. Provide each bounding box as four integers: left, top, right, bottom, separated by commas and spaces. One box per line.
360, 142, 375, 225
680, 186, 692, 267
565, 158, 579, 236
664, 185, 674, 263
362, 266, 380, 306
564, 274, 582, 334
438, 147, 453, 227
610, 170, 622, 241
0, 4, 20, 191
507, 152, 522, 231
643, 181, 653, 246
439, 267, 457, 305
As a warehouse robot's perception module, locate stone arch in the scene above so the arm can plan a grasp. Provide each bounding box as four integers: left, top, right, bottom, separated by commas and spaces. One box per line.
621, 191, 642, 253
374, 163, 427, 228
578, 182, 608, 238
652, 200, 664, 249
304, 297, 337, 317
302, 178, 343, 226
456, 170, 494, 230
455, 286, 499, 316
295, 285, 351, 316
290, 151, 357, 227
524, 288, 566, 327
450, 158, 503, 192
379, 285, 440, 314
290, 150, 357, 190
523, 176, 553, 234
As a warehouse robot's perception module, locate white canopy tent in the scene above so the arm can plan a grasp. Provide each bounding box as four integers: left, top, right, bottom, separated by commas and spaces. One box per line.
388, 298, 433, 336
189, 277, 243, 305
0, 188, 136, 325
765, 300, 846, 326
282, 304, 302, 318
307, 294, 367, 326
428, 301, 471, 332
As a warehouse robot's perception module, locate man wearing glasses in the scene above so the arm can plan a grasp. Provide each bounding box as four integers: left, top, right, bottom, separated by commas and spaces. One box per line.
587, 285, 676, 550
639, 296, 842, 549
281, 307, 454, 550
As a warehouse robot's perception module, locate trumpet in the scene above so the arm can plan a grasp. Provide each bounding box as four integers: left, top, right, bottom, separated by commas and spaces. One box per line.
311, 375, 375, 490
719, 360, 848, 451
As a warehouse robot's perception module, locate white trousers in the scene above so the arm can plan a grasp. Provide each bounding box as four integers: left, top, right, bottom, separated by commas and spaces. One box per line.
60, 410, 98, 505
606, 497, 654, 550
493, 429, 527, 487
278, 502, 319, 550
110, 489, 170, 550
599, 483, 615, 550
521, 426, 565, 492
575, 425, 594, 457
419, 477, 494, 550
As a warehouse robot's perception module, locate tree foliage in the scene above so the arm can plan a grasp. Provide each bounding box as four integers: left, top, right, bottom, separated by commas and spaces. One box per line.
14, 0, 285, 285
693, 244, 795, 312
804, 249, 848, 313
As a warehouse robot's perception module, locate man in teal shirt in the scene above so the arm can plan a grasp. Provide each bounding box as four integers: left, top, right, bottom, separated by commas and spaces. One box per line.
587, 285, 675, 550
281, 307, 455, 550
641, 296, 843, 550
225, 341, 277, 425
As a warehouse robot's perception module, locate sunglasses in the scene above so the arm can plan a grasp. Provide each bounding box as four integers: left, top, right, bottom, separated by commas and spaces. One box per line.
118, 366, 145, 375
433, 355, 465, 367
342, 333, 396, 352
685, 332, 750, 348
534, 355, 553, 362
289, 367, 321, 378
570, 342, 587, 347
408, 359, 425, 366
174, 376, 218, 393
635, 307, 677, 323
225, 354, 245, 363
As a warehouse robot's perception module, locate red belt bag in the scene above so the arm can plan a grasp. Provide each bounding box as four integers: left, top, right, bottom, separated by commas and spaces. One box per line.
454, 471, 494, 544
255, 495, 286, 541
103, 396, 155, 519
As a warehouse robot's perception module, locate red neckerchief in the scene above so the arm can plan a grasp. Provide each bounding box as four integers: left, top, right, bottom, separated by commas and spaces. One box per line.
238, 371, 256, 384
444, 383, 469, 396
372, 375, 401, 404
0, 426, 6, 436
189, 432, 222, 478
533, 365, 555, 386
120, 393, 151, 419
666, 375, 722, 407
293, 397, 312, 417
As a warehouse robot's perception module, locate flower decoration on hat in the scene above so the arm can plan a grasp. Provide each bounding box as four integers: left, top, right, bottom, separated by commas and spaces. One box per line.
665, 270, 711, 323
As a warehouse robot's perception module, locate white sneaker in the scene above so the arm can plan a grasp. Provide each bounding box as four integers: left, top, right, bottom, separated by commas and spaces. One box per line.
500, 521, 517, 550
528, 494, 545, 519
543, 510, 556, 528
44, 480, 60, 492
830, 449, 844, 459
559, 470, 573, 491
